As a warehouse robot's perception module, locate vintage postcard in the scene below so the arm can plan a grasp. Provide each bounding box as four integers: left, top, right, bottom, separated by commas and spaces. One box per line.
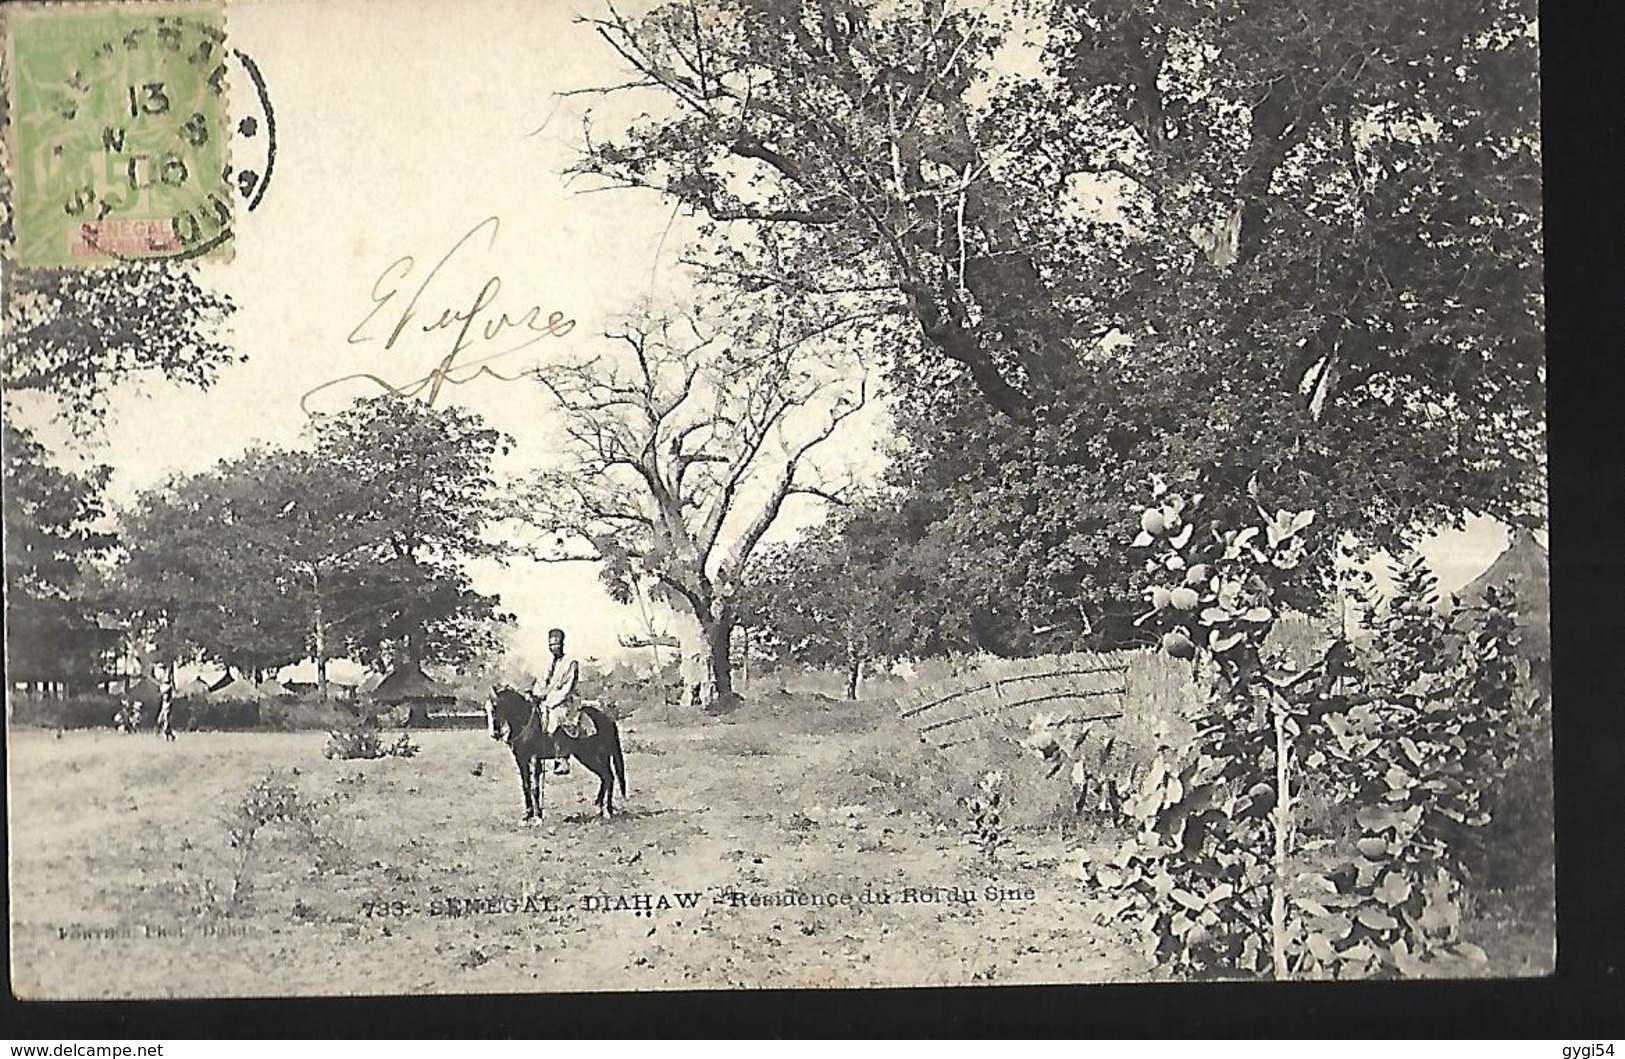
4, 0, 1550, 998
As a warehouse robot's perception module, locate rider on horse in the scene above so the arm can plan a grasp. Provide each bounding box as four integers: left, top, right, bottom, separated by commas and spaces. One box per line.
530, 628, 590, 775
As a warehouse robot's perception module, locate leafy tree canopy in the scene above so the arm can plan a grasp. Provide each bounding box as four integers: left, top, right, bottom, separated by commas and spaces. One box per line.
574, 0, 1542, 654
105, 397, 516, 678
3, 264, 239, 425
2, 420, 117, 681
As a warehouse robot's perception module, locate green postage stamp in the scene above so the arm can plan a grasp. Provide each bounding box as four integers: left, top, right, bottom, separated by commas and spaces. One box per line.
4, 2, 233, 267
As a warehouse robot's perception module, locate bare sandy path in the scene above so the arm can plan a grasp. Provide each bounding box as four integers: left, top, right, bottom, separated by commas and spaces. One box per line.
8, 712, 1146, 997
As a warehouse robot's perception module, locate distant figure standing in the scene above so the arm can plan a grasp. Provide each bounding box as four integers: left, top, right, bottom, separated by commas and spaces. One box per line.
114, 699, 140, 734
155, 684, 175, 741
530, 628, 584, 776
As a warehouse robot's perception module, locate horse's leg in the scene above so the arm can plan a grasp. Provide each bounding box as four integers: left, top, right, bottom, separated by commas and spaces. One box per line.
595, 752, 613, 821
515, 752, 535, 821
535, 752, 548, 823
582, 744, 605, 814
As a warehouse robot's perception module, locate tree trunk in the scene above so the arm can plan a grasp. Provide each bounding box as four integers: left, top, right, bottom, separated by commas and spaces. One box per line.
311, 568, 329, 701
705, 612, 735, 710
1270, 690, 1293, 980
845, 650, 863, 701
674, 603, 734, 710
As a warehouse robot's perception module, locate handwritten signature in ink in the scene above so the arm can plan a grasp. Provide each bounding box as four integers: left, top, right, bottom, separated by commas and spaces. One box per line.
301, 215, 575, 414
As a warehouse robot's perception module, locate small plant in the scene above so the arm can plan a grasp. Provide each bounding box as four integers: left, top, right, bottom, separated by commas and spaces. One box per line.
385, 733, 420, 758
324, 718, 419, 760
1022, 712, 1149, 821
965, 770, 1007, 862
219, 770, 348, 909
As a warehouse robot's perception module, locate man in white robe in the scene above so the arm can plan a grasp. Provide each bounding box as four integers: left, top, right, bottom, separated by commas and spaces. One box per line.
530, 628, 586, 775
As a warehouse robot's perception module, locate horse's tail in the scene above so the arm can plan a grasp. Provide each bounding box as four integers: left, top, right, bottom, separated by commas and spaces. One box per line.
611, 721, 627, 797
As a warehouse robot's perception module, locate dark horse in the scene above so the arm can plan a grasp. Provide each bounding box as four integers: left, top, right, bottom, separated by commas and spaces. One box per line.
487, 687, 626, 822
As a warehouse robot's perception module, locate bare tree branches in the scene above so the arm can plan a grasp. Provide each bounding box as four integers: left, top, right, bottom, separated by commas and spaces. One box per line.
527, 303, 871, 625
563, 1, 1049, 419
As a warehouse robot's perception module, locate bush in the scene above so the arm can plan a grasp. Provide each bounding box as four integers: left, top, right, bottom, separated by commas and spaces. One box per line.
218, 770, 350, 909
9, 693, 123, 729
809, 718, 972, 825
323, 718, 419, 760
965, 771, 1008, 861
260, 695, 358, 731
908, 648, 1198, 833
1072, 481, 1538, 980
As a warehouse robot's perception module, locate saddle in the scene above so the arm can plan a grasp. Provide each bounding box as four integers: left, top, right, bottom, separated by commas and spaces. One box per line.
533, 698, 597, 741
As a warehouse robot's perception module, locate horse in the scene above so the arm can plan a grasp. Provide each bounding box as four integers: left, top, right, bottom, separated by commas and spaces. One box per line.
486, 686, 627, 823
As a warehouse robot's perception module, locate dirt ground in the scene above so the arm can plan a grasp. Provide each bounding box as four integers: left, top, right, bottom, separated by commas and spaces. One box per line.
8, 700, 1152, 998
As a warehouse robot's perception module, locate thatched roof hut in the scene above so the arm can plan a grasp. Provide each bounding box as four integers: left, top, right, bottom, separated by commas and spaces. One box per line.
369, 663, 459, 725
1460, 527, 1550, 667
210, 677, 288, 701
371, 664, 457, 704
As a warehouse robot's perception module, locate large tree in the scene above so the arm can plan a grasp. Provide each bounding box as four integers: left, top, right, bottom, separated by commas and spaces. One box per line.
740, 503, 922, 698
105, 475, 228, 693
2, 421, 116, 690
527, 307, 870, 708
3, 141, 239, 686
308, 396, 516, 670
3, 264, 238, 426
108, 450, 380, 689
183, 448, 383, 694
571, 0, 1543, 580
105, 397, 516, 687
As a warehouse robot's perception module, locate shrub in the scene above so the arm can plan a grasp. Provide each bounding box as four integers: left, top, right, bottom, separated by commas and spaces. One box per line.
1069, 475, 1532, 980
323, 718, 419, 760
965, 771, 1008, 862
832, 721, 972, 825
218, 770, 349, 909
9, 693, 123, 729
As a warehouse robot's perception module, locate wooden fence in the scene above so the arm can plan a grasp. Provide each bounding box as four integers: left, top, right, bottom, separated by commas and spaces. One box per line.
897, 652, 1131, 749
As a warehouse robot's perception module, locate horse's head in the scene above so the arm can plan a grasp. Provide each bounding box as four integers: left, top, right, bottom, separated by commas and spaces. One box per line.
487, 686, 521, 742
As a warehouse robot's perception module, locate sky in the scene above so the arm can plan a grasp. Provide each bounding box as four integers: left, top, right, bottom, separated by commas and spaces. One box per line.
10, 0, 1532, 680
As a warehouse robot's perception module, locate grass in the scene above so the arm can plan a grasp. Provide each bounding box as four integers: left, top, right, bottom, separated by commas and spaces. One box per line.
11, 707, 1155, 997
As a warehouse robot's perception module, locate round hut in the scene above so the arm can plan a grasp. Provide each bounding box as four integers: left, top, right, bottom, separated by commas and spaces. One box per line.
1460, 526, 1550, 684
368, 663, 458, 726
